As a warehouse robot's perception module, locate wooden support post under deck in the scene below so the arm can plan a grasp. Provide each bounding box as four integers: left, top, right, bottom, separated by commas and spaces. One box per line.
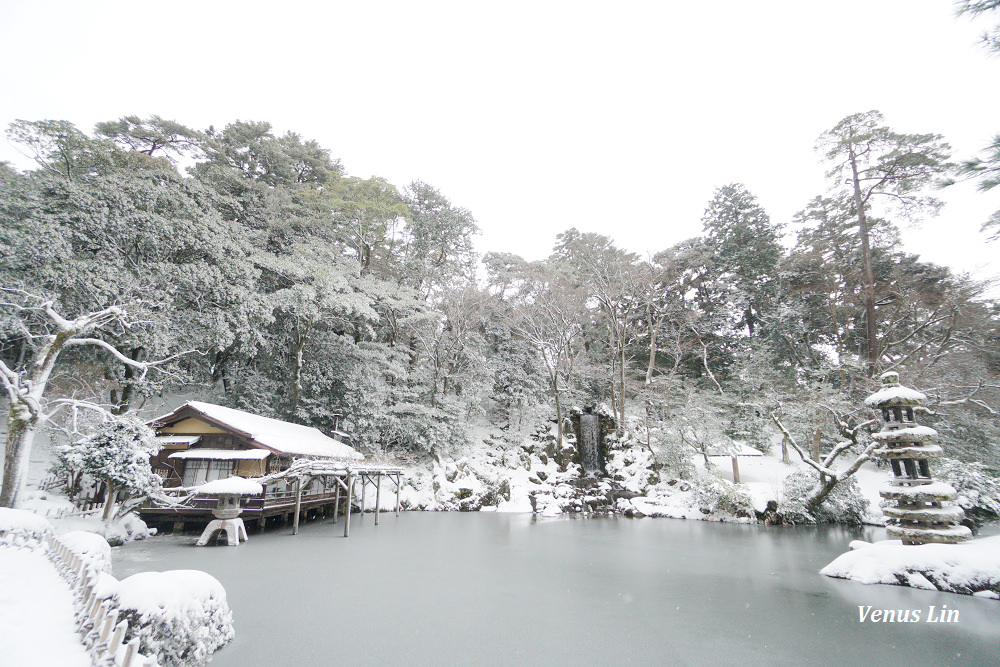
375, 472, 382, 525
395, 473, 401, 516
333, 476, 341, 524
344, 474, 354, 538
360, 476, 367, 521
731, 455, 741, 484
292, 478, 303, 535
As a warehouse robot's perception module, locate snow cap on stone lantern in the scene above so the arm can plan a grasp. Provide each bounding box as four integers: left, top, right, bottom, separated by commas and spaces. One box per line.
865, 372, 971, 545
197, 476, 263, 520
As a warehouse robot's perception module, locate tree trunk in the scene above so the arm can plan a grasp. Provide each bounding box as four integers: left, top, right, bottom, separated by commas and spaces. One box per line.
552, 375, 563, 449
849, 146, 878, 377
113, 347, 146, 415
619, 341, 627, 431
0, 407, 38, 508
805, 476, 839, 514
101, 481, 118, 521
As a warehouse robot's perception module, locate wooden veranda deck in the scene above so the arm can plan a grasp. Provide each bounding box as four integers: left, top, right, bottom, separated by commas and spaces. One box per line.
141, 463, 405, 538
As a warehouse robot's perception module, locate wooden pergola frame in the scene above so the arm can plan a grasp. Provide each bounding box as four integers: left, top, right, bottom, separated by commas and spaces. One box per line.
261, 461, 405, 537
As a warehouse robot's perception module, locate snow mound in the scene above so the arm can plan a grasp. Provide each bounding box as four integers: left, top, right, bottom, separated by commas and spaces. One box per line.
117, 569, 234, 667
60, 531, 113, 573
820, 536, 1000, 597
0, 507, 53, 549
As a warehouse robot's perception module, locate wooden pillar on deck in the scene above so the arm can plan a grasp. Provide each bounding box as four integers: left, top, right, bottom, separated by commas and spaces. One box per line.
343, 474, 354, 538
375, 472, 382, 525
731, 455, 741, 484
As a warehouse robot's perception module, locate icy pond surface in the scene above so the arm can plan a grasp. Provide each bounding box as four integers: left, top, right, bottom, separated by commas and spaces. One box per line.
112, 514, 999, 666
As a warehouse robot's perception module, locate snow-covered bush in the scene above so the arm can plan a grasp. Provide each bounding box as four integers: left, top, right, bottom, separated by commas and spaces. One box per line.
693, 473, 755, 517
605, 441, 656, 495
652, 432, 695, 480
934, 458, 1000, 525
0, 507, 52, 549
117, 569, 234, 667
54, 416, 161, 520
60, 530, 112, 573
781, 469, 868, 525
927, 406, 1000, 469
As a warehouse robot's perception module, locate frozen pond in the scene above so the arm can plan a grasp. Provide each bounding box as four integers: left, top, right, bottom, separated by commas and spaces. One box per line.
112, 513, 999, 666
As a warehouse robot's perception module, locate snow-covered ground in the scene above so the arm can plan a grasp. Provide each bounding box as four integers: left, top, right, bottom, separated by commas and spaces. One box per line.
0, 546, 90, 666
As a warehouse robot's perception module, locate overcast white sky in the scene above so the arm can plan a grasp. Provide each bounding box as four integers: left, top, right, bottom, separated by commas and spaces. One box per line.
1, 0, 998, 281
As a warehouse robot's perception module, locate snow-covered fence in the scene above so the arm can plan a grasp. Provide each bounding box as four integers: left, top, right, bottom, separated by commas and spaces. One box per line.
37, 474, 65, 491
46, 535, 160, 667
41, 503, 103, 520
74, 496, 104, 513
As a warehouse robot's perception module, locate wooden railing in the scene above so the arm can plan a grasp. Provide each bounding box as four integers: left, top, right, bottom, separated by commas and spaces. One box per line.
152, 483, 341, 513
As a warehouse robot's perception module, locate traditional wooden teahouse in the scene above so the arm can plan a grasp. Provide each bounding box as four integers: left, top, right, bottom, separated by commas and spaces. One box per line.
142, 401, 403, 536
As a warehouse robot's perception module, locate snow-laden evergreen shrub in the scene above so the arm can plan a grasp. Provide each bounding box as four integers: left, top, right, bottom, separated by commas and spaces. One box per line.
54, 417, 161, 503
117, 570, 234, 667
780, 469, 868, 524
693, 473, 755, 517
0, 508, 52, 549
935, 458, 1000, 524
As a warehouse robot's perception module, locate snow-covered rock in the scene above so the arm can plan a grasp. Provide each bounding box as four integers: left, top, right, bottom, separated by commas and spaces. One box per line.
821, 536, 1000, 597
117, 569, 234, 667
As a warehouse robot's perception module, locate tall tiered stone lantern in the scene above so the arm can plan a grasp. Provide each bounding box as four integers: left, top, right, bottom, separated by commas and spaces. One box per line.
865, 372, 972, 546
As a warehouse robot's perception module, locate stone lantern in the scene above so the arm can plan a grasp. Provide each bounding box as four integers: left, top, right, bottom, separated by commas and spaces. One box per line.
865, 372, 971, 545
195, 476, 264, 546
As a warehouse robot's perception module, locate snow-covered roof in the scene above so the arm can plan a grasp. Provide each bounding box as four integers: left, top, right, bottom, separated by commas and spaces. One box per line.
168, 449, 271, 461
197, 476, 264, 496
706, 442, 763, 457
155, 401, 363, 461
155, 435, 202, 446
